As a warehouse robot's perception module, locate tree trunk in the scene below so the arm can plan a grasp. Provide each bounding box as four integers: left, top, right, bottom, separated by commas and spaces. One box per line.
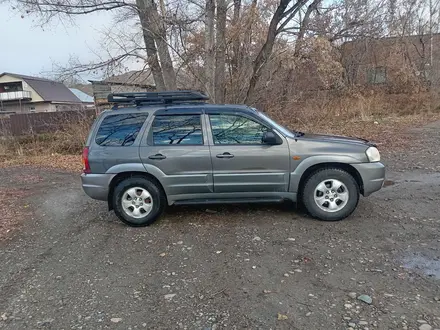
204, 0, 216, 100
136, 0, 165, 90
215, 0, 227, 103
138, 0, 176, 90
155, 26, 177, 90
148, 0, 177, 90
245, 0, 292, 103
243, 0, 257, 59
294, 0, 321, 56
231, 0, 241, 75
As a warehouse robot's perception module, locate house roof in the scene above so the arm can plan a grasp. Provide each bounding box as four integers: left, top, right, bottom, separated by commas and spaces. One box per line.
0, 72, 82, 103
91, 69, 198, 90
342, 32, 440, 48
69, 88, 94, 103
72, 83, 94, 96
103, 70, 155, 87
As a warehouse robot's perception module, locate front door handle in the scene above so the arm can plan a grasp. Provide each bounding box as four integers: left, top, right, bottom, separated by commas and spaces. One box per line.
216, 152, 234, 159
148, 153, 166, 160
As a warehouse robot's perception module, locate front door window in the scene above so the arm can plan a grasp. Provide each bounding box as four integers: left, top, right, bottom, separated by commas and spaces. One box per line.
209, 114, 269, 145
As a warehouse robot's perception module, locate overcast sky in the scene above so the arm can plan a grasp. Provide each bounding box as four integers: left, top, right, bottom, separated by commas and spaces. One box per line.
0, 4, 114, 80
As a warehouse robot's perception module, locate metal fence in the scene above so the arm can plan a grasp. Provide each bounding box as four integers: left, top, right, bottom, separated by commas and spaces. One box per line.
0, 110, 96, 137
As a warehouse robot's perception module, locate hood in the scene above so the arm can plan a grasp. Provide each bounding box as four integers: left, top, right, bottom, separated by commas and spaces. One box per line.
298, 133, 374, 146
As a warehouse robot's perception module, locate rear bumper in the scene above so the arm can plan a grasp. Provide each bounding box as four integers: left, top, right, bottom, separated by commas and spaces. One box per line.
81, 173, 115, 201
351, 162, 385, 197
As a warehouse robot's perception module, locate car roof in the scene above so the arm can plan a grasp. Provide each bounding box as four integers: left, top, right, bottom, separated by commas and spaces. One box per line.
101, 103, 256, 116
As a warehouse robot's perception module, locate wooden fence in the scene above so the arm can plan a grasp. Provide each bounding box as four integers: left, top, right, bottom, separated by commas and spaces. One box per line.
0, 110, 96, 137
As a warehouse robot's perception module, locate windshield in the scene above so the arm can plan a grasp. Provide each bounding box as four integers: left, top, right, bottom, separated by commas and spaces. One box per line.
256, 110, 296, 137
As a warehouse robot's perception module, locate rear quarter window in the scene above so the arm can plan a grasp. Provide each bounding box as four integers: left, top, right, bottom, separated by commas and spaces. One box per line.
95, 113, 148, 146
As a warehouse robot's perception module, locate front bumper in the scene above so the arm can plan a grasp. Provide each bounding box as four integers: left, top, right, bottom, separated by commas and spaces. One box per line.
81, 173, 115, 201
351, 162, 385, 196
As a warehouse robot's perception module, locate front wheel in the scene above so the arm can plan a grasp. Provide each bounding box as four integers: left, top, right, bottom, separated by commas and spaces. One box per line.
302, 168, 360, 221
113, 177, 166, 226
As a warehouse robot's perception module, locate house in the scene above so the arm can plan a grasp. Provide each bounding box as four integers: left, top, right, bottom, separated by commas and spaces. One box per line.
89, 70, 198, 110
69, 88, 95, 108
0, 73, 83, 113
89, 70, 156, 107
341, 33, 440, 91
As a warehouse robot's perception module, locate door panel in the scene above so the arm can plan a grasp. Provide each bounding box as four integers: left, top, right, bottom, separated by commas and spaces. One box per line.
139, 113, 213, 196
207, 113, 290, 193
210, 145, 290, 192
140, 146, 213, 195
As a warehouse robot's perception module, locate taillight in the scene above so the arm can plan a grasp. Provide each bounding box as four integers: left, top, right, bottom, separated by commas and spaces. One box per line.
82, 147, 91, 174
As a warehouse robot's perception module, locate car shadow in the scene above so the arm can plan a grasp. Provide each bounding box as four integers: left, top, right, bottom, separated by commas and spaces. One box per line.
162, 200, 309, 225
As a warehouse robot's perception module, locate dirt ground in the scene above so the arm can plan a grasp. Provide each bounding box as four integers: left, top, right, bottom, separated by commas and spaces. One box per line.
0, 121, 439, 330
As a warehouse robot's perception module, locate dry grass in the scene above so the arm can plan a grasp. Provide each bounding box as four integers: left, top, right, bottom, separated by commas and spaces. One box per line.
293, 113, 440, 150
0, 116, 91, 172
0, 154, 82, 172
267, 90, 440, 151
0, 91, 439, 172
1, 115, 92, 157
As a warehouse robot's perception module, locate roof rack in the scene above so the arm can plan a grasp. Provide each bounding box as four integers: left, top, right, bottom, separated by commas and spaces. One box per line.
107, 91, 209, 105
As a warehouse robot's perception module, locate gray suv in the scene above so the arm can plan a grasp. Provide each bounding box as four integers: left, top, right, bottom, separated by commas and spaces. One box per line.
81, 91, 385, 226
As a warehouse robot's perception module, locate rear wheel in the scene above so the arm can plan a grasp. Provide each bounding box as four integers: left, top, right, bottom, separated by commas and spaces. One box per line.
302, 168, 359, 221
113, 177, 166, 226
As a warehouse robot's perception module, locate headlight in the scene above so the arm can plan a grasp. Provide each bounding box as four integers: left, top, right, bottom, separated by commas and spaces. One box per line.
366, 146, 380, 162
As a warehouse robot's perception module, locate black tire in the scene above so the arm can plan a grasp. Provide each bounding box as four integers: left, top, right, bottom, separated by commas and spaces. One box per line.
302, 168, 359, 221
113, 176, 166, 227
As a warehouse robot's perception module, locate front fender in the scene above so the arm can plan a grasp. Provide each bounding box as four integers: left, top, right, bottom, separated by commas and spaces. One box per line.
289, 155, 362, 193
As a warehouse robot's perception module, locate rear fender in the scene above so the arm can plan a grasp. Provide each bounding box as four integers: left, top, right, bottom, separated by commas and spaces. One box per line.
106, 163, 169, 210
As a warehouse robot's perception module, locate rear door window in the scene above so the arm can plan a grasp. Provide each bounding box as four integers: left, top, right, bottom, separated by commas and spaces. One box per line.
95, 113, 148, 146
151, 115, 203, 145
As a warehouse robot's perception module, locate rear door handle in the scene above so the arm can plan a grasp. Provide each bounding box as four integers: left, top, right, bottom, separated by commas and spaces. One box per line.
216, 152, 234, 159
148, 153, 166, 160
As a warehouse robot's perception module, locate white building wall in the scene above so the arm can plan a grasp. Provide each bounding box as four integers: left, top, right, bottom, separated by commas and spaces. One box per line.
0, 75, 45, 102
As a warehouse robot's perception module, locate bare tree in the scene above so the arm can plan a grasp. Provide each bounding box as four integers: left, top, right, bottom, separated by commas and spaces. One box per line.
142, 0, 177, 89
204, 0, 216, 99
8, 0, 437, 107
230, 0, 242, 76
245, 0, 316, 103
294, 0, 322, 56
7, 0, 177, 90
136, 0, 166, 90
215, 0, 227, 103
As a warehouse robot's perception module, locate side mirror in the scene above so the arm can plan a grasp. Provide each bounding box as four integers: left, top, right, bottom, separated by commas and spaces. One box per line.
262, 131, 282, 145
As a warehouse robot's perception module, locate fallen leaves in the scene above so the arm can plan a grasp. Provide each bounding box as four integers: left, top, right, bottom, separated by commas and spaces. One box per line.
0, 154, 82, 172
277, 313, 288, 320
12, 173, 43, 184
